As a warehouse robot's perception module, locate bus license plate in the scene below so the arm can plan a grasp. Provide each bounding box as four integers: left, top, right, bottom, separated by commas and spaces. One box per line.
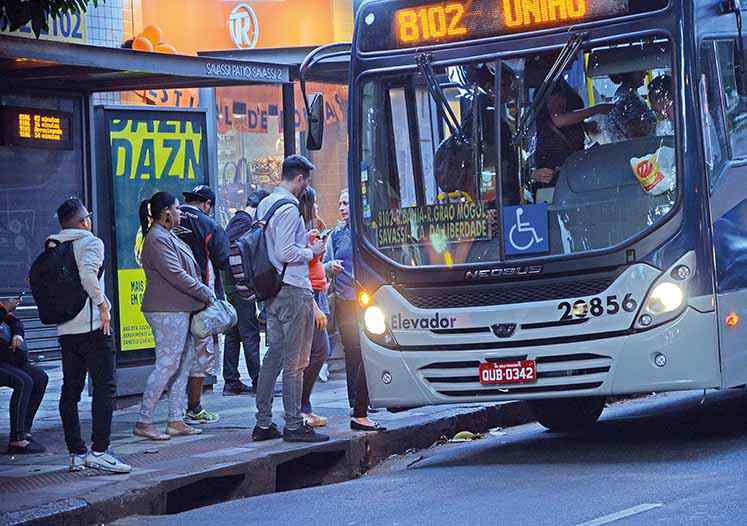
479, 360, 537, 385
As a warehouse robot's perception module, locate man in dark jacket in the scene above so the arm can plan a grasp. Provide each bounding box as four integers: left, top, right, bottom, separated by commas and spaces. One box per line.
1, 297, 48, 454
174, 185, 229, 424
222, 189, 269, 395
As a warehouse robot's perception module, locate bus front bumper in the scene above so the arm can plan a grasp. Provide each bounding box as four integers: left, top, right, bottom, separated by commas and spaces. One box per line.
362, 308, 720, 408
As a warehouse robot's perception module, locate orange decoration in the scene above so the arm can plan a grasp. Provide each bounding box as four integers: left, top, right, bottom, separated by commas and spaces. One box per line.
132, 36, 154, 52
141, 25, 163, 46
155, 43, 177, 54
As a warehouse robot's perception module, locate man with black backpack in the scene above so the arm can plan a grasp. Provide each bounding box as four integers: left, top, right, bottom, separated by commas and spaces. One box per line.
222, 189, 269, 396
251, 155, 328, 443
45, 198, 130, 473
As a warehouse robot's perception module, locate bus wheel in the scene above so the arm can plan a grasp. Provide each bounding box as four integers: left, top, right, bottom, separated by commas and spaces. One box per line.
530, 397, 606, 432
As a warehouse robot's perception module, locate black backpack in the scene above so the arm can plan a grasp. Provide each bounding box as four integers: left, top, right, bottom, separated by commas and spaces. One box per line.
29, 240, 88, 325
237, 198, 297, 302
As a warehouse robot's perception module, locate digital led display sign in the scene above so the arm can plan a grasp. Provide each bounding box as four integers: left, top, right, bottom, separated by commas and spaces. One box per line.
359, 0, 669, 51
1, 107, 73, 149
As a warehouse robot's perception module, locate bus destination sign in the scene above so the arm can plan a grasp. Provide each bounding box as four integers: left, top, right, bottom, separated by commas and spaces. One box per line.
359, 0, 667, 51
0, 107, 73, 150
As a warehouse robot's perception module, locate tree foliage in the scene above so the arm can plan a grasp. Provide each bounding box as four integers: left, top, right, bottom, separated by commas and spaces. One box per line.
1, 0, 104, 37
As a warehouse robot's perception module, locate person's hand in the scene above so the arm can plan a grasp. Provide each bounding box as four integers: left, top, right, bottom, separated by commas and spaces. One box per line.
98, 303, 111, 336
531, 168, 556, 185
310, 237, 325, 256
329, 260, 344, 276
314, 304, 328, 331
596, 103, 614, 115
0, 298, 20, 314
10, 335, 23, 352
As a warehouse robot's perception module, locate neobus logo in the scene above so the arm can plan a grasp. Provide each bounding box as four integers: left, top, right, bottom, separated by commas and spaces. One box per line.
465, 266, 543, 281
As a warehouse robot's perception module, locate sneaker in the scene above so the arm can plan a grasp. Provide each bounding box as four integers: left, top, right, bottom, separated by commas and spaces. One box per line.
69, 452, 87, 472
318, 363, 329, 383
252, 423, 282, 442
283, 423, 330, 443
85, 450, 132, 474
7, 440, 46, 455
185, 407, 220, 425
223, 381, 253, 396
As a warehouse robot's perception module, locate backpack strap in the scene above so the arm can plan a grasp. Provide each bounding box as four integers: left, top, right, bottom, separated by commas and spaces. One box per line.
260, 198, 298, 285
260, 198, 298, 226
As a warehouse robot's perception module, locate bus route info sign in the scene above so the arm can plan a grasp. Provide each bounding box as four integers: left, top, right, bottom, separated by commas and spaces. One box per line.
107, 110, 209, 352
374, 202, 492, 249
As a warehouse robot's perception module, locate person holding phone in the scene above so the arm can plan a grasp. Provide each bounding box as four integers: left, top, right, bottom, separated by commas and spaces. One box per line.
0, 295, 48, 454
298, 187, 331, 428
324, 189, 384, 432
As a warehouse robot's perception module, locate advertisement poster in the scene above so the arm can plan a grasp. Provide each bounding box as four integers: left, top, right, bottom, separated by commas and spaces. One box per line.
107, 110, 208, 352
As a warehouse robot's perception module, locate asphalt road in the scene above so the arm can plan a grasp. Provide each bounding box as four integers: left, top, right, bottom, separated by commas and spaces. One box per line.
115, 389, 747, 526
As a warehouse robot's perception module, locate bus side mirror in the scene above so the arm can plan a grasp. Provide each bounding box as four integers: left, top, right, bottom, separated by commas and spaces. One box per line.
306, 93, 324, 151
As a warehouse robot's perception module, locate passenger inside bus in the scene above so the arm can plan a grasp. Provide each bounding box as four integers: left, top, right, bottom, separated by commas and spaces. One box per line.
648, 74, 674, 136
605, 71, 658, 142
531, 78, 612, 196
433, 62, 520, 206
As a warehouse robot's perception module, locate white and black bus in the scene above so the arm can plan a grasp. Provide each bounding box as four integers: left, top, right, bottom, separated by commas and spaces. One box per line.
328, 0, 747, 430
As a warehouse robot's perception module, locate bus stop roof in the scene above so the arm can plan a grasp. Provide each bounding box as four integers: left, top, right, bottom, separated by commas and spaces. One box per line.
198, 45, 351, 84
0, 35, 291, 93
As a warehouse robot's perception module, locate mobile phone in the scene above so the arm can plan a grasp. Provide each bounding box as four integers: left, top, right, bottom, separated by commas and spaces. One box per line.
320, 228, 332, 239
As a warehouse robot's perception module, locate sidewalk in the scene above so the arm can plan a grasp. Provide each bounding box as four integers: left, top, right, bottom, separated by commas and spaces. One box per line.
0, 360, 533, 526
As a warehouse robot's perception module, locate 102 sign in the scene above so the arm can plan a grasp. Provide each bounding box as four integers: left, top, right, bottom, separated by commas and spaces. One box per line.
558, 294, 638, 321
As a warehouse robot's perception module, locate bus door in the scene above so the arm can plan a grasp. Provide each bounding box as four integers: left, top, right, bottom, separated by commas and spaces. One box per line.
700, 37, 747, 388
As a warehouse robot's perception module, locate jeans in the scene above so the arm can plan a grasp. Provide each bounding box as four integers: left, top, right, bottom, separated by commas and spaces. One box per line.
223, 293, 261, 386
140, 312, 196, 423
255, 285, 314, 431
0, 362, 48, 442
337, 299, 369, 418
58, 329, 116, 454
301, 291, 331, 414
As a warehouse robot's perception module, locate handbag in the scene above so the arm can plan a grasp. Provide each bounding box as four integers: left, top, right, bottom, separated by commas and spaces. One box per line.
190, 300, 238, 339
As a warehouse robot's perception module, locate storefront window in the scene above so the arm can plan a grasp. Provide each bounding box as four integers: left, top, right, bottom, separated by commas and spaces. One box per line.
295, 82, 349, 230
215, 85, 286, 227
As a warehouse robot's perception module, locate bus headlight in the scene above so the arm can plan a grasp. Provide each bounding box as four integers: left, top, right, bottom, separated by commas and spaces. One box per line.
646, 282, 684, 315
364, 305, 387, 335
635, 251, 695, 330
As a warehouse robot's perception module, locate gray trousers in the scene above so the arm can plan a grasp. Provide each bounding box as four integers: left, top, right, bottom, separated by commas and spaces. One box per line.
139, 312, 195, 423
255, 285, 314, 431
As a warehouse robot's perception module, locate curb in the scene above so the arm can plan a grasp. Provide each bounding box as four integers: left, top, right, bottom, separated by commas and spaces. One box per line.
2, 401, 535, 526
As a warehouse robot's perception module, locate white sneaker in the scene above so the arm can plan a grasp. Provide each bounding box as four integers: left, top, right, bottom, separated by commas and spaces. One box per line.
85, 450, 132, 474
69, 453, 87, 472
318, 363, 329, 383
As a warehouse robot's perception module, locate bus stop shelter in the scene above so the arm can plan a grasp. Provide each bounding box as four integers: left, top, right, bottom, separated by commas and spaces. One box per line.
0, 35, 348, 398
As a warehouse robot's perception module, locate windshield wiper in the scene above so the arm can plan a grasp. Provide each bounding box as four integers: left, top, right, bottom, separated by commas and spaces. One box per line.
416, 53, 462, 136
515, 32, 588, 144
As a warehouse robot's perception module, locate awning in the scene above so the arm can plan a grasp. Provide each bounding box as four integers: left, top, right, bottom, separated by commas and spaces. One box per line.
0, 35, 291, 93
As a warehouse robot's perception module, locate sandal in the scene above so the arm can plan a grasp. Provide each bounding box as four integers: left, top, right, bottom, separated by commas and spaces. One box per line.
166, 423, 203, 437
133, 424, 171, 441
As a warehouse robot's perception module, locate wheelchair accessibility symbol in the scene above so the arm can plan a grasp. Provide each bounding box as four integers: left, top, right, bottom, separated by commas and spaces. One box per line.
502, 204, 549, 256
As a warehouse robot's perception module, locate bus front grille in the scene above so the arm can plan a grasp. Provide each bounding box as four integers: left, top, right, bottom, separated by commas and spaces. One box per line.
420, 353, 612, 397
397, 274, 617, 310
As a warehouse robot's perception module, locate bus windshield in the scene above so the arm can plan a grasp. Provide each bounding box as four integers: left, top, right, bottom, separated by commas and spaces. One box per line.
357, 37, 678, 267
